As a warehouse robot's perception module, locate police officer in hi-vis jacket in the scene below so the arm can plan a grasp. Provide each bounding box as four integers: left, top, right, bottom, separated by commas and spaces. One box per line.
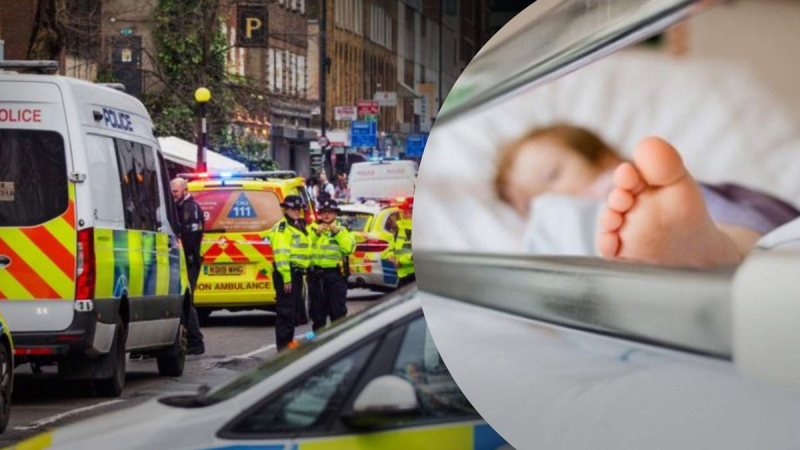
307, 199, 355, 331
270, 195, 312, 350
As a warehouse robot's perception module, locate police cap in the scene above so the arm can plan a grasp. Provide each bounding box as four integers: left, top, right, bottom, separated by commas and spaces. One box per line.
318, 198, 340, 212
281, 195, 304, 209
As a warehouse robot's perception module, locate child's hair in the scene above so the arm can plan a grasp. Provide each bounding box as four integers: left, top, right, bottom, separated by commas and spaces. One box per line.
495, 124, 620, 202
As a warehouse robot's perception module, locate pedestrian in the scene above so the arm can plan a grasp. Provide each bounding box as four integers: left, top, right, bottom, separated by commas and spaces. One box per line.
336, 172, 349, 201
270, 195, 312, 351
307, 199, 355, 331
318, 172, 336, 202
170, 177, 206, 355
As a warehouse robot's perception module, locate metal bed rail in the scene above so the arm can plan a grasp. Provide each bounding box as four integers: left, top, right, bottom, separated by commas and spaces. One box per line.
416, 251, 734, 358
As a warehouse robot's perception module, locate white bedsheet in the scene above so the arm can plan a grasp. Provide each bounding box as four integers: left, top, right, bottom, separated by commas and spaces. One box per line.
415, 50, 800, 253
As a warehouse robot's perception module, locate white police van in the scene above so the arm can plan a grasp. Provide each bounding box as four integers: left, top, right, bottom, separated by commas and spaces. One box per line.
0, 63, 190, 396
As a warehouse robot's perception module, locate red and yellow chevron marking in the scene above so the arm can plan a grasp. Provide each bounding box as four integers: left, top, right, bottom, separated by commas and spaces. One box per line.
201, 232, 275, 265
0, 187, 76, 300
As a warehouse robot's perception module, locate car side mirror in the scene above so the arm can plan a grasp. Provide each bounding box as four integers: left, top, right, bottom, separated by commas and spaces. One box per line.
342, 375, 420, 430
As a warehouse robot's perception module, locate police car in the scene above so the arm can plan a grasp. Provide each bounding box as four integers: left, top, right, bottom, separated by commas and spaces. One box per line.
0, 66, 190, 397
339, 201, 413, 291
184, 171, 316, 322
13, 287, 509, 450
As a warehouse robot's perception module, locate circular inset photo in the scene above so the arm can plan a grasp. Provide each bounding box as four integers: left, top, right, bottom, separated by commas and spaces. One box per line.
415, 1, 800, 449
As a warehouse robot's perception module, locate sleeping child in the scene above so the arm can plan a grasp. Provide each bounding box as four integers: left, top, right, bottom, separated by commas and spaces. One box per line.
495, 124, 800, 267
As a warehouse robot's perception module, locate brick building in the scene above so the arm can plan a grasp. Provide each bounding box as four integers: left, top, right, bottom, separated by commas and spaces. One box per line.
222, 0, 317, 175
0, 2, 36, 60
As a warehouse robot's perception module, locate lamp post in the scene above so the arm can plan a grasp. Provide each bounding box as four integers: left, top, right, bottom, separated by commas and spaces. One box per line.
194, 87, 211, 172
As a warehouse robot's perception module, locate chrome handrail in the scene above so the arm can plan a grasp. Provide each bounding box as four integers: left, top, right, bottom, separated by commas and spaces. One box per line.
416, 251, 734, 358
436, 0, 722, 124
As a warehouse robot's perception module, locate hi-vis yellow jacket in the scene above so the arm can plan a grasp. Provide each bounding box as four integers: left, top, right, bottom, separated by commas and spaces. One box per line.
269, 218, 311, 283
308, 220, 355, 269
395, 227, 414, 279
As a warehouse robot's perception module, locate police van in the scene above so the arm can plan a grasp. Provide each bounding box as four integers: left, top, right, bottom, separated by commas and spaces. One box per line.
0, 66, 190, 396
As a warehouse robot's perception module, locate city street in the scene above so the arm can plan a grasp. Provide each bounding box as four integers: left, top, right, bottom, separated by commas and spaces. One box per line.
0, 289, 383, 446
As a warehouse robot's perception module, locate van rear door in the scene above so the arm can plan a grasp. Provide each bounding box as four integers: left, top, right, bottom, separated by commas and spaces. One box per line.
192, 187, 283, 304
0, 81, 77, 330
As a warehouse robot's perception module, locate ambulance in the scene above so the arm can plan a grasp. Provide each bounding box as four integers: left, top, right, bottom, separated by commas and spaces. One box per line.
339, 201, 413, 291
185, 172, 316, 321
0, 66, 190, 397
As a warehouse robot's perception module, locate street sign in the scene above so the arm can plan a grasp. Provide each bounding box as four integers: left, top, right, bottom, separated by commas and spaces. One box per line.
357, 100, 379, 122
351, 120, 378, 148
318, 135, 330, 148
373, 91, 398, 107
120, 28, 133, 36
237, 5, 268, 47
405, 134, 428, 158
334, 106, 357, 121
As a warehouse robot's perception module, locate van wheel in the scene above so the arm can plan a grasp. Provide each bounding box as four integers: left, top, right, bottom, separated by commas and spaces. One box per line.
0, 343, 13, 433
157, 320, 186, 377
94, 317, 126, 397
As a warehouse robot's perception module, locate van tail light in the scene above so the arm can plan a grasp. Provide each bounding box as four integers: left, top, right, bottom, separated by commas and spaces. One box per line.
357, 239, 389, 253
76, 228, 95, 300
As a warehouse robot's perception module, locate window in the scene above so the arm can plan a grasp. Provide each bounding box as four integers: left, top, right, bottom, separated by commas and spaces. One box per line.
338, 212, 373, 233
114, 139, 159, 231
0, 130, 68, 227
85, 134, 124, 224
389, 317, 477, 424
157, 151, 178, 233
227, 341, 376, 435
193, 190, 283, 233
383, 212, 402, 233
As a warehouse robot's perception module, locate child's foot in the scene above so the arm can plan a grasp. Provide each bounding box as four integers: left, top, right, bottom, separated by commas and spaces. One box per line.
596, 137, 742, 268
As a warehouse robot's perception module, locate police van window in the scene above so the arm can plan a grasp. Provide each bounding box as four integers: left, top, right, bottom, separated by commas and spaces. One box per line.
114, 139, 159, 231
0, 130, 68, 227
85, 134, 124, 225
115, 139, 142, 229
389, 317, 477, 425
136, 143, 160, 231
157, 151, 179, 233
193, 190, 283, 233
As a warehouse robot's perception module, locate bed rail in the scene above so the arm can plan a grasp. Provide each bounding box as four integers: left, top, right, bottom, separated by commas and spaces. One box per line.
437, 0, 723, 124
416, 251, 734, 358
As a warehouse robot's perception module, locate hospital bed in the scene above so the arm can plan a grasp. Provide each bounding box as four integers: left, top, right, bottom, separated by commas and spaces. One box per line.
414, 0, 800, 448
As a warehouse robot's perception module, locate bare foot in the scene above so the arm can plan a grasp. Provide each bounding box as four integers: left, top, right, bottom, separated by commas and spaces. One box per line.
597, 137, 742, 268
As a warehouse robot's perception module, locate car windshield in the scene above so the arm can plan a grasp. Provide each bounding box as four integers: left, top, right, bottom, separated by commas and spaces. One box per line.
338, 211, 373, 232
180, 286, 417, 407
193, 189, 283, 233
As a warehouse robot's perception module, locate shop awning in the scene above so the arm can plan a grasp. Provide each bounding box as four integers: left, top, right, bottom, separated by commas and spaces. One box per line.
158, 136, 247, 172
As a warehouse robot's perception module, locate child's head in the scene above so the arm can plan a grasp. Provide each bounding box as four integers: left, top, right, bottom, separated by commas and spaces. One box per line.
495, 124, 622, 216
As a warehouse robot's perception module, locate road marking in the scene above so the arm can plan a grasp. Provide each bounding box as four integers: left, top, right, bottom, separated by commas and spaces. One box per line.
14, 399, 125, 431
220, 332, 306, 362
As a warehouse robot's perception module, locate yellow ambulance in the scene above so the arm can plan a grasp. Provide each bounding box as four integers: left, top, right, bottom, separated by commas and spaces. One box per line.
185, 172, 315, 321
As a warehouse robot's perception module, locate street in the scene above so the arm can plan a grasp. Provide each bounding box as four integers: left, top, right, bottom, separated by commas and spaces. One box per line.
0, 289, 383, 446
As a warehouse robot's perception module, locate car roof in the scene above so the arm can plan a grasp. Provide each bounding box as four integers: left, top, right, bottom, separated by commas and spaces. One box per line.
339, 202, 398, 215
188, 177, 304, 191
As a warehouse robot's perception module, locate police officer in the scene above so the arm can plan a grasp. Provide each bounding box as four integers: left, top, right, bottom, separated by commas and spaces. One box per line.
393, 221, 415, 286
171, 178, 205, 355
307, 199, 355, 331
270, 195, 311, 350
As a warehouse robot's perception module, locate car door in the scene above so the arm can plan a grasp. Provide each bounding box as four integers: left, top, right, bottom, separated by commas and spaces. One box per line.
214, 315, 508, 449
317, 314, 508, 450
